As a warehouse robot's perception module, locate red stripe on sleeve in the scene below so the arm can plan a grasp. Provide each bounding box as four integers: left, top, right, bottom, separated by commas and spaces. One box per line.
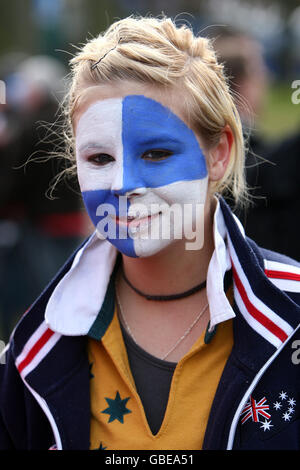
232, 263, 288, 343
265, 269, 300, 281
17, 329, 55, 374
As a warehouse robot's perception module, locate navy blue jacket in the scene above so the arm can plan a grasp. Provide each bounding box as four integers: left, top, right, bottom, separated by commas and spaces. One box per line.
0, 199, 299, 450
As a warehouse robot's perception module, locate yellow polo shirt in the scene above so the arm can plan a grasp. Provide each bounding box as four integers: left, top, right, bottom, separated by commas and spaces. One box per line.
88, 299, 233, 450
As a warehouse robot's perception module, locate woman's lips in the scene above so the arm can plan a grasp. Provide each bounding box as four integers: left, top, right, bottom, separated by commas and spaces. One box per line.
115, 212, 161, 227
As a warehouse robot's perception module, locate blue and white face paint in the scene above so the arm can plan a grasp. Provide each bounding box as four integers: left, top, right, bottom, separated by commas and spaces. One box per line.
76, 94, 208, 257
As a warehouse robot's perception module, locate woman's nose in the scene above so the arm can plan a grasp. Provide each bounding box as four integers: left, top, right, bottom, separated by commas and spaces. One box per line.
111, 163, 146, 197
112, 186, 147, 198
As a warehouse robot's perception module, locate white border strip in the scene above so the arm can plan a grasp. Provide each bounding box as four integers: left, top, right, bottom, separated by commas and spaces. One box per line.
267, 277, 299, 293
264, 259, 300, 276
21, 377, 63, 450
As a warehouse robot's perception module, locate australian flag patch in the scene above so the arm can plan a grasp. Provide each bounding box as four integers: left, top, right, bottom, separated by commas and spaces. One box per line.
239, 388, 299, 443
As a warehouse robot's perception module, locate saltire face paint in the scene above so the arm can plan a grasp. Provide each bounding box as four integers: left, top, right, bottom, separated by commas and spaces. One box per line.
76, 94, 208, 257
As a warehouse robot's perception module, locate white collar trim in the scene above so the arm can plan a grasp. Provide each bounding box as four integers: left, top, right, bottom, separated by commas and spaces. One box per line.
45, 232, 117, 335
206, 201, 236, 331
45, 200, 238, 336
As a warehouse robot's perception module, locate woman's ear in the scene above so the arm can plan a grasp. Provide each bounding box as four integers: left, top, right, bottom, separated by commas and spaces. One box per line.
207, 125, 234, 182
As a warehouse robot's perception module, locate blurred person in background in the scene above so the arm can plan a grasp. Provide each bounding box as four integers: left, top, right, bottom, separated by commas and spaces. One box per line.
0, 54, 86, 342
212, 27, 300, 260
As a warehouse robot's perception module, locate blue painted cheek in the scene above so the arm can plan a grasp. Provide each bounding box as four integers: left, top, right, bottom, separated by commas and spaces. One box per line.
82, 190, 137, 257
121, 95, 208, 192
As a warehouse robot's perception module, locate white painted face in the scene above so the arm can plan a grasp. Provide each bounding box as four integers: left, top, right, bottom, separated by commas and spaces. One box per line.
75, 94, 208, 257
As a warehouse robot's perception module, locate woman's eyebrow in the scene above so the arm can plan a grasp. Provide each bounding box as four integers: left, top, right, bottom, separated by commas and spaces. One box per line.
135, 135, 183, 147
78, 142, 104, 153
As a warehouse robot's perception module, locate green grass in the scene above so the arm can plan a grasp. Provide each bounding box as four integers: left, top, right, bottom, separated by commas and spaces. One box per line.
257, 81, 300, 141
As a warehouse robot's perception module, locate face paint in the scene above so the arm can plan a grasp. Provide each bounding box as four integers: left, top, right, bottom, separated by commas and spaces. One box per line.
76, 94, 208, 257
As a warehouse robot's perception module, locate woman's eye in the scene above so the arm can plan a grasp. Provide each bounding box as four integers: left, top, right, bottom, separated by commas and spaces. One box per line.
88, 153, 115, 166
141, 149, 173, 161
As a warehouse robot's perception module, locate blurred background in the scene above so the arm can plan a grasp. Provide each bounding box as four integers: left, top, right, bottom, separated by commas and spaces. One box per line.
0, 0, 299, 342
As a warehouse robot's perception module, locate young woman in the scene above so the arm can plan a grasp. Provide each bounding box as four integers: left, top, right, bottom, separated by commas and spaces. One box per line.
0, 16, 299, 451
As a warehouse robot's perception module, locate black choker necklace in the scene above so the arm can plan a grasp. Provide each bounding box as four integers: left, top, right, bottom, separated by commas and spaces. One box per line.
122, 270, 206, 301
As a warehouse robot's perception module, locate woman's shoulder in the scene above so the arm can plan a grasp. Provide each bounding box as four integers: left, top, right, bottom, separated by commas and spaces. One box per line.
260, 246, 300, 269
247, 236, 300, 268
246, 237, 300, 306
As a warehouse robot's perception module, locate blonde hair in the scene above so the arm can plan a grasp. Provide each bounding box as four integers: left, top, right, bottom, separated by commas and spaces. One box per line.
61, 15, 247, 205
